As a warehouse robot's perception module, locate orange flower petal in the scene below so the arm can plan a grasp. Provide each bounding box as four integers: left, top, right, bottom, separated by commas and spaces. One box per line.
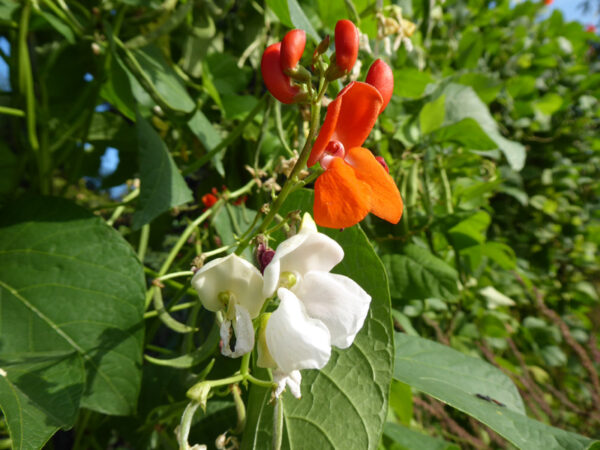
308, 82, 383, 168
308, 95, 342, 167
345, 147, 403, 224
314, 157, 372, 229
332, 82, 383, 150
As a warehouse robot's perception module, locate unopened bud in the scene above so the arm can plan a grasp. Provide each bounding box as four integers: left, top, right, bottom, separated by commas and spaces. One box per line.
91, 42, 101, 55
186, 381, 211, 411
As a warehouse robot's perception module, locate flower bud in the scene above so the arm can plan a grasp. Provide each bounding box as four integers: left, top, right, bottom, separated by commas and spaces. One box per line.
261, 42, 304, 104
281, 29, 306, 72
334, 20, 359, 73
365, 59, 394, 112
187, 381, 211, 411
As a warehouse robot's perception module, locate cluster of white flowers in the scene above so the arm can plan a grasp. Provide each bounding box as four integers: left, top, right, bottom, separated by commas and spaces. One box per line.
191, 213, 371, 399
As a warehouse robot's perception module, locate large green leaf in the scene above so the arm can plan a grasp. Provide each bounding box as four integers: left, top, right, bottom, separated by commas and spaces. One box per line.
130, 45, 195, 114
436, 83, 526, 171
0, 353, 84, 450
132, 113, 194, 229
0, 197, 146, 449
394, 334, 600, 450
420, 94, 445, 135
384, 422, 459, 450
241, 190, 394, 450
431, 118, 497, 150
383, 245, 459, 303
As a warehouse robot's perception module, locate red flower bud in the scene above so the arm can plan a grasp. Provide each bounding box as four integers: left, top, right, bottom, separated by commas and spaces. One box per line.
281, 29, 306, 72
365, 59, 394, 112
202, 193, 218, 208
586, 24, 597, 33
543, 0, 553, 5
261, 42, 302, 104
334, 20, 359, 73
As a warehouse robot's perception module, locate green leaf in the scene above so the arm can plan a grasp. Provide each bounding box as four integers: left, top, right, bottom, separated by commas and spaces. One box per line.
0, 353, 85, 450
242, 190, 393, 450
394, 334, 599, 449
420, 94, 445, 135
383, 245, 459, 303
389, 380, 413, 426
265, 0, 293, 27
384, 422, 459, 450
132, 113, 193, 229
533, 93, 563, 115
447, 211, 491, 250
188, 109, 221, 152
212, 203, 258, 261
287, 0, 320, 42
437, 83, 526, 170
129, 45, 195, 114
431, 118, 497, 150
394, 69, 434, 99
0, 196, 146, 448
38, 11, 75, 44
100, 54, 137, 121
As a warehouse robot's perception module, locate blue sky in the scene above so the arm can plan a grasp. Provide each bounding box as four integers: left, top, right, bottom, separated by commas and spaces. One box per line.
547, 0, 597, 25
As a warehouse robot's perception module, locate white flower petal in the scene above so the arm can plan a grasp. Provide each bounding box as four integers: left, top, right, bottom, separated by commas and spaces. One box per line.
266, 288, 331, 373
295, 272, 371, 349
192, 254, 265, 317
273, 369, 302, 399
220, 304, 255, 358
263, 230, 344, 297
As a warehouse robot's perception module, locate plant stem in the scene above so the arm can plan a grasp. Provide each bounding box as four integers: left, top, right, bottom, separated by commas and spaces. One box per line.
0, 106, 24, 117
273, 396, 284, 450
138, 224, 150, 262
236, 99, 321, 255
143, 301, 196, 319
107, 188, 140, 226
178, 401, 201, 450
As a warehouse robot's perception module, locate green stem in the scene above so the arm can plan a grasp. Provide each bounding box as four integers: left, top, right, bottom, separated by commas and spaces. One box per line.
202, 244, 234, 258
153, 287, 197, 334
274, 101, 294, 157
273, 396, 284, 450
0, 106, 24, 117
236, 99, 321, 255
240, 352, 251, 376
231, 384, 247, 434
254, 97, 273, 168
106, 188, 140, 226
138, 224, 150, 262
178, 401, 201, 450
438, 155, 454, 214
19, 0, 43, 189
72, 409, 91, 450
143, 301, 196, 319
156, 271, 194, 282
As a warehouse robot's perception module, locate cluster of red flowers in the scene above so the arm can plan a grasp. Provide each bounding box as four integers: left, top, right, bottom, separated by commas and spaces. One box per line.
261, 21, 404, 229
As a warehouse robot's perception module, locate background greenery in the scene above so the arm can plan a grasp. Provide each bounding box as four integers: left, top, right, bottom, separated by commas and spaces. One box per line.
0, 0, 599, 449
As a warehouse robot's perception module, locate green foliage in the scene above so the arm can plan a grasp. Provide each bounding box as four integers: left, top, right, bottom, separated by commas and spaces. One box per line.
0, 0, 598, 448
0, 197, 145, 448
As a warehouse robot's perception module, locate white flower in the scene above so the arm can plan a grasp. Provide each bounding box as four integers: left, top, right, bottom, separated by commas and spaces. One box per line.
192, 254, 264, 358
262, 213, 343, 297
273, 369, 302, 399
258, 214, 371, 397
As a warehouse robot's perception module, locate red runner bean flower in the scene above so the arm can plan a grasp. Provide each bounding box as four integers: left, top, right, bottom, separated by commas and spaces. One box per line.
308, 82, 403, 228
